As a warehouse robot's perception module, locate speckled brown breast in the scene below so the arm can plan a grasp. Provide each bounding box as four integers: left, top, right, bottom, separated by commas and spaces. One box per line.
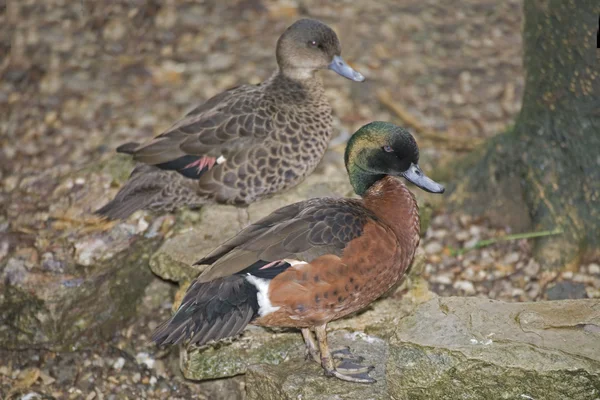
253, 177, 420, 328
96, 71, 335, 220
195, 73, 333, 205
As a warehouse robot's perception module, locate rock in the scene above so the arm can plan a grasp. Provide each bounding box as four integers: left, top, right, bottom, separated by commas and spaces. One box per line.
523, 258, 541, 276
468, 225, 481, 236
0, 235, 160, 350
455, 230, 470, 241
0, 157, 163, 350
197, 376, 246, 400
181, 327, 302, 381
464, 237, 479, 249
588, 263, 600, 275
431, 274, 453, 285
545, 281, 588, 300
453, 280, 476, 295
205, 53, 236, 72
246, 331, 389, 400
503, 251, 520, 265
424, 241, 443, 255
181, 287, 424, 380
245, 297, 600, 399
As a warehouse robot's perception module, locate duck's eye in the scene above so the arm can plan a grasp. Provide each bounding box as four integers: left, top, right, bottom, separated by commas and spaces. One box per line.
308, 40, 318, 48
383, 145, 394, 153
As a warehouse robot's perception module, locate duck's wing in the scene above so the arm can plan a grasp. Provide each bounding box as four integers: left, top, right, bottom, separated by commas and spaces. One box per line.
121, 84, 273, 180
195, 197, 381, 283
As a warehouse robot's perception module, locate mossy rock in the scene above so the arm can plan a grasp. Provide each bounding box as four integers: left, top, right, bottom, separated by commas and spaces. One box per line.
0, 155, 163, 350
242, 297, 600, 399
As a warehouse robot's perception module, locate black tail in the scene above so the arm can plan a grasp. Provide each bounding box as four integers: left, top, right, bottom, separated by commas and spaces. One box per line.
152, 275, 259, 346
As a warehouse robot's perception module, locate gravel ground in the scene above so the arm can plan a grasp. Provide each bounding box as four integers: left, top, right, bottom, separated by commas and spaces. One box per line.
421, 214, 600, 302
2, 0, 597, 399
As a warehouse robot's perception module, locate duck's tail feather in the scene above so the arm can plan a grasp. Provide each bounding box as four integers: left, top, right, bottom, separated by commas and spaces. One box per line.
152, 275, 259, 346
116, 142, 140, 154
95, 164, 198, 220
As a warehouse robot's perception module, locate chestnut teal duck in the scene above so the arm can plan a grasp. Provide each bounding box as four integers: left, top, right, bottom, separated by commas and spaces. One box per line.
152, 121, 445, 383
96, 19, 364, 221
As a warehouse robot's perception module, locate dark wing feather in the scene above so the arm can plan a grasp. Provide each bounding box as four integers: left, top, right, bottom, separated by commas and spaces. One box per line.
126, 84, 272, 169
152, 275, 258, 346
196, 198, 377, 283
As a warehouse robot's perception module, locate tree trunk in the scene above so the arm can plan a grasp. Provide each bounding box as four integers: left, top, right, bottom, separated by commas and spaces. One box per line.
449, 0, 600, 269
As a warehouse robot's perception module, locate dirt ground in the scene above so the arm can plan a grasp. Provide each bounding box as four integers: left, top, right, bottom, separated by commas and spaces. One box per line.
1, 0, 598, 398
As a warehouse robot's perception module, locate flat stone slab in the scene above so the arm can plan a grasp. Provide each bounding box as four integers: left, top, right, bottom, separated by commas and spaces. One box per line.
238, 297, 599, 399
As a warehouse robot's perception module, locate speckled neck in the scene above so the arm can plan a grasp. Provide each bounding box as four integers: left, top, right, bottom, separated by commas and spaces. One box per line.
362, 176, 421, 251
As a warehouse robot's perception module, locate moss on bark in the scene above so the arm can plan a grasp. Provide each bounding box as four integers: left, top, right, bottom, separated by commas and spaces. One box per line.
449, 0, 600, 268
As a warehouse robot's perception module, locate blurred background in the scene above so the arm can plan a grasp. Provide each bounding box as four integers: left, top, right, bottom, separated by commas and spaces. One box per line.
1, 0, 524, 177
1, 0, 598, 398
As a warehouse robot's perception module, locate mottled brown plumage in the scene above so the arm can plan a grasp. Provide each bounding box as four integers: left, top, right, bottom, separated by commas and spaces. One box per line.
96, 19, 364, 220
152, 122, 445, 383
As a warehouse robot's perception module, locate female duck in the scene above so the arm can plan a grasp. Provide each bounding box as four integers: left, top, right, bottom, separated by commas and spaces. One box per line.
96, 19, 364, 220
152, 122, 444, 383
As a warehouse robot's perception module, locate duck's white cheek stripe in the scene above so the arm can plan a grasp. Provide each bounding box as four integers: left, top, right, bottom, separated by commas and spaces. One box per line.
216, 155, 226, 164
246, 274, 280, 317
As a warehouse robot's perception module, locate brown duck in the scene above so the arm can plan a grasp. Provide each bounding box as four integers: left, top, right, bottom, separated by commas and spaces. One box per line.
152, 121, 445, 383
96, 19, 364, 220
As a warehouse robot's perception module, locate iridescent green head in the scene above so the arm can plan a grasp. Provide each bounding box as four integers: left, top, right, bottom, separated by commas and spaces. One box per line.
344, 121, 445, 196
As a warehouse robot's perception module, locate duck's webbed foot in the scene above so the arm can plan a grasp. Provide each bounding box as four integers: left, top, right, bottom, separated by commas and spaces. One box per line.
331, 346, 365, 363
314, 324, 376, 384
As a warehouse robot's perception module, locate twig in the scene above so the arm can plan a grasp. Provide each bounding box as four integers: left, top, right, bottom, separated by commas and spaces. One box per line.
453, 228, 563, 256
377, 89, 483, 152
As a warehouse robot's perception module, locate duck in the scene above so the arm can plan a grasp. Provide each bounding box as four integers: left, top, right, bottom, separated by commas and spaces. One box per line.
152, 121, 445, 383
96, 19, 364, 221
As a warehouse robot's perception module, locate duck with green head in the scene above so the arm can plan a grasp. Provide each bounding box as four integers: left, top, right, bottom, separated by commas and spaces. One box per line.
96, 19, 364, 222
152, 122, 444, 383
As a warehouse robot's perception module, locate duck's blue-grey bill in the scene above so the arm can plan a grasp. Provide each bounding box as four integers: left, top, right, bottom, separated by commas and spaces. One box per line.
402, 163, 445, 194
329, 55, 365, 82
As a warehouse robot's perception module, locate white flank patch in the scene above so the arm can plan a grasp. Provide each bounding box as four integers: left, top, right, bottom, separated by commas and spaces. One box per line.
216, 155, 227, 164
246, 274, 280, 317
283, 259, 308, 267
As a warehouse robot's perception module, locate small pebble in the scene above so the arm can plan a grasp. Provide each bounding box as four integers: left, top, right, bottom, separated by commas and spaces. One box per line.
205, 54, 235, 72
424, 242, 443, 255
503, 252, 519, 265
469, 226, 481, 236
523, 259, 540, 276
430, 229, 448, 239
455, 230, 470, 241
453, 280, 476, 295
432, 274, 453, 285
112, 357, 125, 371
464, 237, 479, 249
135, 352, 155, 369
588, 263, 600, 275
